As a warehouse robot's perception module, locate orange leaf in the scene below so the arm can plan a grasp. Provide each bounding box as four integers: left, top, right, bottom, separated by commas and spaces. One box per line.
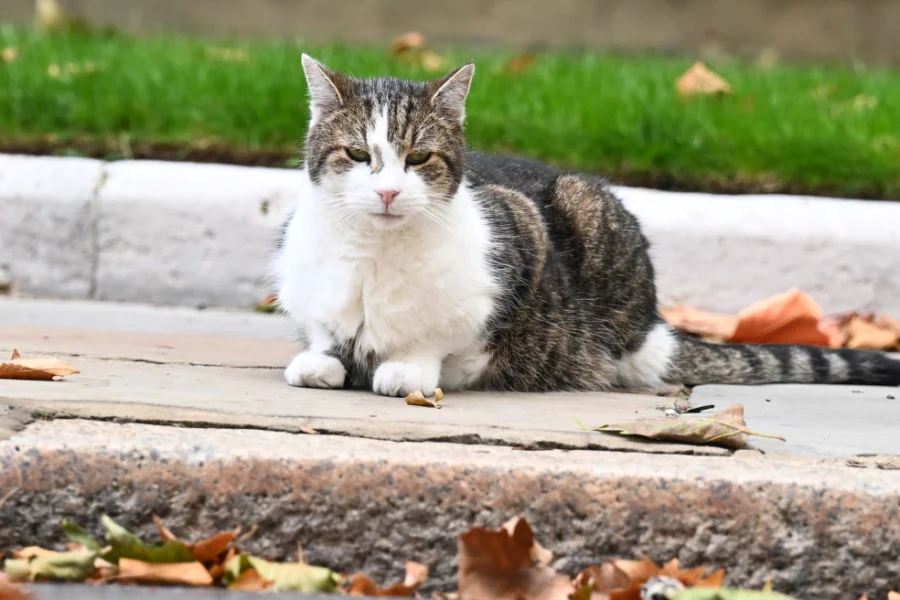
192, 529, 239, 563
117, 558, 213, 587
390, 32, 427, 56
875, 314, 900, 336
152, 515, 179, 543
346, 561, 429, 597
0, 349, 80, 380
458, 518, 573, 600
0, 573, 30, 600
845, 316, 899, 350
660, 305, 737, 341
729, 289, 833, 346
676, 62, 732, 96
228, 568, 273, 591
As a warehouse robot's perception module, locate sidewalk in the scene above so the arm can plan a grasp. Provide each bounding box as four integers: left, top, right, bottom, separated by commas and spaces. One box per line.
3, 154, 900, 314
1, 297, 899, 598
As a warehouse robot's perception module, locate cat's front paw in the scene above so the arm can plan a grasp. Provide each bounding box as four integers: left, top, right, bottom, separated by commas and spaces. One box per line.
285, 352, 346, 389
373, 361, 438, 397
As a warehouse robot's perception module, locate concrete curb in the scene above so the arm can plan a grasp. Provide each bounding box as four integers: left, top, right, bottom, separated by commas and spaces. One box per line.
2, 153, 899, 313
2, 419, 899, 599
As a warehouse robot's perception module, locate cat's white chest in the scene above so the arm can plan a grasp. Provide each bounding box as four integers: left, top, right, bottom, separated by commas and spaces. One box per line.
276, 181, 497, 361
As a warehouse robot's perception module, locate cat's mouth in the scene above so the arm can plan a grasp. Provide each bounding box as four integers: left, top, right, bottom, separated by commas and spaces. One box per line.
371, 212, 405, 221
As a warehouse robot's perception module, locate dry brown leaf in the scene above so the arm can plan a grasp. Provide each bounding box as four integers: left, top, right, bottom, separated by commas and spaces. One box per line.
730, 288, 835, 347
152, 514, 179, 543
390, 32, 427, 55
228, 568, 273, 591
875, 314, 900, 336
458, 517, 573, 600
405, 390, 443, 409
1, 48, 17, 64
676, 62, 732, 96
192, 529, 239, 563
345, 562, 428, 597
0, 349, 80, 381
589, 404, 784, 449
117, 558, 214, 587
0, 573, 30, 600
502, 517, 552, 566
845, 316, 899, 350
575, 556, 724, 600
660, 305, 737, 341
502, 54, 536, 75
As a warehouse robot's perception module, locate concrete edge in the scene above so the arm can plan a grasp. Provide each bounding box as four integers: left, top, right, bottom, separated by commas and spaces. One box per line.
1, 419, 898, 599
3, 153, 900, 312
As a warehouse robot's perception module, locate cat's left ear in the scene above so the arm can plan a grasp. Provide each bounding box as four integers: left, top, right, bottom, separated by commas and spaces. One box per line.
302, 54, 348, 123
429, 62, 475, 124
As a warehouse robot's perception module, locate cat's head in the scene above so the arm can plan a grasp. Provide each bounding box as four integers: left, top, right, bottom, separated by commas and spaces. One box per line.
301, 54, 474, 230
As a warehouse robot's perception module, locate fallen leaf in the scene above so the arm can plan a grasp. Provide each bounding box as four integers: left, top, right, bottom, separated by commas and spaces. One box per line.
845, 316, 899, 350
62, 522, 101, 552
502, 54, 536, 75
1, 48, 17, 64
254, 295, 279, 313
117, 558, 213, 587
458, 517, 573, 600
345, 562, 428, 597
151, 516, 239, 562
12, 547, 60, 560
0, 349, 80, 381
660, 305, 737, 341
502, 517, 552, 566
223, 554, 342, 593
676, 62, 732, 96
405, 390, 443, 409
585, 404, 784, 449
299, 426, 319, 435
434, 388, 445, 402
100, 516, 194, 565
729, 289, 835, 347
35, 0, 67, 32
227, 568, 273, 591
421, 50, 446, 72
390, 32, 427, 55
0, 573, 30, 600
4, 550, 97, 582
875, 314, 900, 336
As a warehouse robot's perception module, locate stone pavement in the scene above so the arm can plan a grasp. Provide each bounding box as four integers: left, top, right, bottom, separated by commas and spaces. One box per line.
1, 297, 899, 598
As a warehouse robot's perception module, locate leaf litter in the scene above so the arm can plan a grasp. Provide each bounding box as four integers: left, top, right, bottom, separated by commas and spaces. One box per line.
662, 288, 900, 351
0, 349, 79, 381
1, 514, 896, 599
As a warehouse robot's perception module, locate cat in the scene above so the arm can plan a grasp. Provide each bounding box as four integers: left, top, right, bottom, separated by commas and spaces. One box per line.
273, 55, 900, 396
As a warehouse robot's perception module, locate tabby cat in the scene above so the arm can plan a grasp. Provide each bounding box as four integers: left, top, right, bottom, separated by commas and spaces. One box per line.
273, 55, 900, 396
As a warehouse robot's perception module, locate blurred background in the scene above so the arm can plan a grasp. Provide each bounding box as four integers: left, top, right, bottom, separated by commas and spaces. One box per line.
1, 0, 899, 199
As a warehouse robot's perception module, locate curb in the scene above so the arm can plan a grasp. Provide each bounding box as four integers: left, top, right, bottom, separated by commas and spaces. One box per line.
2, 153, 899, 313
2, 419, 899, 599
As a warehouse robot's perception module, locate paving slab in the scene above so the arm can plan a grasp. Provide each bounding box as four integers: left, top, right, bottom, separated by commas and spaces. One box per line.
1, 419, 898, 600
2, 298, 900, 460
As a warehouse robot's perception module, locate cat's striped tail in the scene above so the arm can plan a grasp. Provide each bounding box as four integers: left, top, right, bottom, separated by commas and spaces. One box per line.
666, 332, 900, 386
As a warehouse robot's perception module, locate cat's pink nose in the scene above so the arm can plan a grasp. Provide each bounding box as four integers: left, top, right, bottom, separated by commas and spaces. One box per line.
376, 189, 400, 207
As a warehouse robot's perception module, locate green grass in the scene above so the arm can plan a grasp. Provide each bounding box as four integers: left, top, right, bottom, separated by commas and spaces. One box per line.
2, 26, 900, 198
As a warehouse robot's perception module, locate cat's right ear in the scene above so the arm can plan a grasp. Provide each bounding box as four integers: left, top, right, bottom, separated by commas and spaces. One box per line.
302, 54, 345, 122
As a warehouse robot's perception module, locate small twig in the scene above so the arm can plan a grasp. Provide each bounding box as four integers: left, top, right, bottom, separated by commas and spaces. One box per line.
0, 486, 20, 510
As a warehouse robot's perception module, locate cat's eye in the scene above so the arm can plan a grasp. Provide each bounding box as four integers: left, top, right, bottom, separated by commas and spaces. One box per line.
405, 151, 432, 166
345, 148, 371, 162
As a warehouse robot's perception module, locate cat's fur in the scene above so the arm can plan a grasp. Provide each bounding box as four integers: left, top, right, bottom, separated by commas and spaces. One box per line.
273, 55, 900, 396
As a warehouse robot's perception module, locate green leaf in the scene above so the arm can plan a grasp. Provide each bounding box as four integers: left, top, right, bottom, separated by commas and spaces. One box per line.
62, 521, 101, 552
4, 550, 97, 582
100, 515, 193, 564
223, 553, 341, 593
675, 588, 798, 600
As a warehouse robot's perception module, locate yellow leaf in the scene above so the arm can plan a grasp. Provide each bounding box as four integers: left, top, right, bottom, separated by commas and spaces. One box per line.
405, 390, 443, 409
1, 48, 17, 64
676, 61, 732, 96
117, 558, 214, 587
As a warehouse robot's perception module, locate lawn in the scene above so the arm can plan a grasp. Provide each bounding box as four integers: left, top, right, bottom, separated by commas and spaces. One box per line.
2, 26, 900, 199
